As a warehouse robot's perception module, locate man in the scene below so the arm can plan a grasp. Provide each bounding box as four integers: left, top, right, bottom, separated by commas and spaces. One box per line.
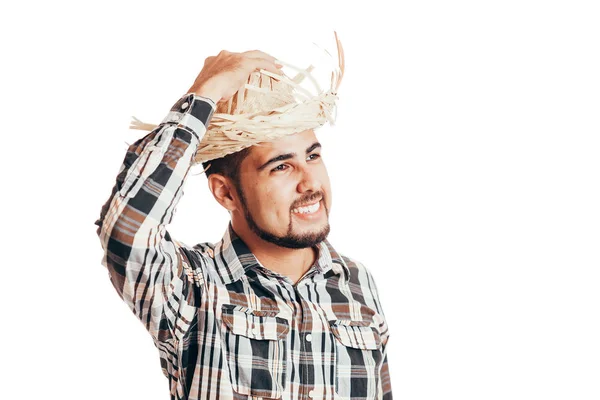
95, 47, 392, 400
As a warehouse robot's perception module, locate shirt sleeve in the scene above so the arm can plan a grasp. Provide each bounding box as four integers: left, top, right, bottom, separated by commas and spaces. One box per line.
380, 335, 393, 400
94, 93, 215, 344
367, 268, 394, 400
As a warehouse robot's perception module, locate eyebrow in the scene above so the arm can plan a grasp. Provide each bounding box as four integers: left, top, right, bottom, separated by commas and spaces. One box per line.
258, 142, 322, 171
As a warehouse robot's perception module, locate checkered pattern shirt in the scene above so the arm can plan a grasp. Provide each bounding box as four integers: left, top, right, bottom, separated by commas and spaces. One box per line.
95, 93, 393, 400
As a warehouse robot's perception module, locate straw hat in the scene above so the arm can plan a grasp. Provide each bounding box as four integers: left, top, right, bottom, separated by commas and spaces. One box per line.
130, 31, 345, 165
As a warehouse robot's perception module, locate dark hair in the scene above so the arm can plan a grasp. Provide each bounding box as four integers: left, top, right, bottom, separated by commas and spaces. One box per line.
201, 147, 253, 188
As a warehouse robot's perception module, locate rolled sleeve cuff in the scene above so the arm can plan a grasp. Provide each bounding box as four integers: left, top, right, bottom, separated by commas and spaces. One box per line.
161, 93, 216, 140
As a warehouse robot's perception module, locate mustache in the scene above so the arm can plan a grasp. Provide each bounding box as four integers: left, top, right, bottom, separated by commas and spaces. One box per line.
290, 191, 325, 210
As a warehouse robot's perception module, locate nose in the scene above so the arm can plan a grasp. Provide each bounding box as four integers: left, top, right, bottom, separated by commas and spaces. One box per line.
297, 164, 321, 193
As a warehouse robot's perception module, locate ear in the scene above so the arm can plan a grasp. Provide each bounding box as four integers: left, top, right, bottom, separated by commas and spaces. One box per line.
207, 174, 239, 212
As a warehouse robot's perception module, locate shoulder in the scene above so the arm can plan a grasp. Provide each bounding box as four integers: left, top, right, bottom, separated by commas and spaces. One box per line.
172, 239, 217, 283
334, 250, 382, 292
331, 248, 386, 309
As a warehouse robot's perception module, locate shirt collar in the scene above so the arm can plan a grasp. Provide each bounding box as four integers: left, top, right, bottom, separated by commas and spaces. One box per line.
213, 223, 349, 285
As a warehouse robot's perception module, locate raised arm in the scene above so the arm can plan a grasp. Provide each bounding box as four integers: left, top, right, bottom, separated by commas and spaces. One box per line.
94, 95, 214, 342
94, 50, 283, 343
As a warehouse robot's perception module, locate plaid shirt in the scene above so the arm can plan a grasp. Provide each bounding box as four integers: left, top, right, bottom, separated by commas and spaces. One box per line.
95, 93, 393, 400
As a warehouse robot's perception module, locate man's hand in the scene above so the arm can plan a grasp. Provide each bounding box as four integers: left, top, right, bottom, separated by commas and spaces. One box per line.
188, 50, 283, 104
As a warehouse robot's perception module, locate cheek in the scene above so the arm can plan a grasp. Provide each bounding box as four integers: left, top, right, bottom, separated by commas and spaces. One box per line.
270, 190, 287, 207
262, 186, 294, 219
322, 174, 333, 209
318, 168, 332, 193
250, 185, 279, 217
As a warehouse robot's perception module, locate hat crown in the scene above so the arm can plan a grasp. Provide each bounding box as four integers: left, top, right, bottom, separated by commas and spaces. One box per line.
215, 71, 296, 115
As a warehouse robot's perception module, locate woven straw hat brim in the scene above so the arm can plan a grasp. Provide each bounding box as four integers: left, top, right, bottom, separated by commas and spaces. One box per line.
130, 32, 345, 165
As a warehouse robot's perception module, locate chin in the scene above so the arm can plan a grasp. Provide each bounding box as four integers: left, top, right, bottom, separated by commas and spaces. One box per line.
255, 221, 331, 250
243, 200, 331, 249
294, 221, 329, 237
292, 223, 331, 245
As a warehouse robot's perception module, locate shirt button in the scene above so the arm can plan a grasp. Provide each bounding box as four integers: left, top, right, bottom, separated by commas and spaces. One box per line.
308, 390, 314, 398
181, 102, 189, 110
305, 333, 312, 342
172, 114, 181, 121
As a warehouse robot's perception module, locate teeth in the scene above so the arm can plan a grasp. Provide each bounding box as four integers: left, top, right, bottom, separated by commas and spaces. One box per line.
292, 201, 320, 214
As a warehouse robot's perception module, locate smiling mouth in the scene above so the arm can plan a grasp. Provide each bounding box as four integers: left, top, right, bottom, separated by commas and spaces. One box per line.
291, 200, 321, 215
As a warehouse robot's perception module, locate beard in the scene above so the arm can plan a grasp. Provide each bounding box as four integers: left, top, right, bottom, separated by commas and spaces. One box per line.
237, 185, 330, 249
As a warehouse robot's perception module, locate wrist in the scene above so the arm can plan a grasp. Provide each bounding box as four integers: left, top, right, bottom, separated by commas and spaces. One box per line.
188, 84, 221, 104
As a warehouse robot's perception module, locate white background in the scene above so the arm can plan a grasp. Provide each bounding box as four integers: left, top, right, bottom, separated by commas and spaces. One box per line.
1, 0, 599, 399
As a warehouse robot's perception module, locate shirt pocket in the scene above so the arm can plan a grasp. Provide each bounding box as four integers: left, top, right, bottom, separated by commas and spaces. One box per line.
221, 304, 290, 399
329, 319, 384, 399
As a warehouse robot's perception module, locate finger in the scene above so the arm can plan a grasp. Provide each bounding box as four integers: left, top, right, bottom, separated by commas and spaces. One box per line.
243, 50, 281, 66
249, 58, 284, 75
249, 55, 283, 71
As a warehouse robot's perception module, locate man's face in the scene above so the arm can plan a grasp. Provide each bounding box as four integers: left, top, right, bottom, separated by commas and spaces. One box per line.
234, 129, 332, 249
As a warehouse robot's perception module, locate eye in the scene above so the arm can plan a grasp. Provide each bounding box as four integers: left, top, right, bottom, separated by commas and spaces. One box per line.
271, 164, 289, 172
307, 153, 321, 161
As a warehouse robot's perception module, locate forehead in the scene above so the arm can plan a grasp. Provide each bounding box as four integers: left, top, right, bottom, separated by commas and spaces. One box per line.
248, 129, 319, 161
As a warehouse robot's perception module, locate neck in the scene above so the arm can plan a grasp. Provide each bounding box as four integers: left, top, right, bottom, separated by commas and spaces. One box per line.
231, 220, 317, 283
